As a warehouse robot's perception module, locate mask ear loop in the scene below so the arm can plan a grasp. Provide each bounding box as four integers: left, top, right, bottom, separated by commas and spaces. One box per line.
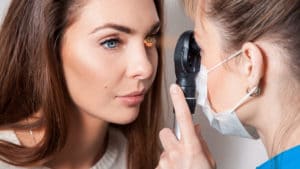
230, 86, 260, 112
207, 50, 242, 73
247, 86, 261, 97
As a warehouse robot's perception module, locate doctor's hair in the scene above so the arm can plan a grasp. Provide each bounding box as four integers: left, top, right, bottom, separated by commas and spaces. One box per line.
0, 0, 163, 169
183, 0, 300, 81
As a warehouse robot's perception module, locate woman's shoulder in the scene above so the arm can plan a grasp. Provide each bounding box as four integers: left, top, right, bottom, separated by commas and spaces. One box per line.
0, 128, 128, 169
0, 130, 48, 169
0, 161, 29, 169
91, 127, 128, 169
0, 161, 48, 169
0, 130, 20, 145
0, 130, 22, 169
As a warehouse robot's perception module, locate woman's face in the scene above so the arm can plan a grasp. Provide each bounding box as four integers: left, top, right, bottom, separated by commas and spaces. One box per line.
193, 6, 247, 112
61, 0, 160, 124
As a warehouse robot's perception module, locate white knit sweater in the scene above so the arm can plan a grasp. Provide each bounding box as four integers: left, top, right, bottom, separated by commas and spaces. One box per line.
0, 128, 127, 169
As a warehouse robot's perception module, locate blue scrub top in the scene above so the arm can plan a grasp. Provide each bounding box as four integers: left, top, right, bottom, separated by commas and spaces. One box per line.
256, 145, 300, 169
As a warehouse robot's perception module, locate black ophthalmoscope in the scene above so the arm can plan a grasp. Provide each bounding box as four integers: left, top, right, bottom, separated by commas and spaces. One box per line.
173, 30, 201, 139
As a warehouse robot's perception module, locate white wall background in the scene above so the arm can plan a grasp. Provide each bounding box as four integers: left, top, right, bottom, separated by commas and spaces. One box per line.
0, 0, 268, 168
0, 0, 10, 23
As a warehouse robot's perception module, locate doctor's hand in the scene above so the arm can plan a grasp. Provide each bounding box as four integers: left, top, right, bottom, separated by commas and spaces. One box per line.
156, 84, 216, 169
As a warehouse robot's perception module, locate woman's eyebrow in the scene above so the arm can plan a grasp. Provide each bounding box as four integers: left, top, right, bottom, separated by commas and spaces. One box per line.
148, 21, 161, 34
89, 21, 161, 35
89, 23, 135, 35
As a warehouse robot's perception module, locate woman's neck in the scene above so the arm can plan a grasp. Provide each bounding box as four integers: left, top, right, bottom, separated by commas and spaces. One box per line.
46, 111, 109, 169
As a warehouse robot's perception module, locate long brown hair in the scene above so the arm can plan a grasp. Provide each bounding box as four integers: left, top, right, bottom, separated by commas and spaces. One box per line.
0, 0, 163, 168
184, 0, 300, 155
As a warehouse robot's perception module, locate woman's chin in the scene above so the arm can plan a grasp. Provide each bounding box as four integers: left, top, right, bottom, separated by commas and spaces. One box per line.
111, 108, 140, 125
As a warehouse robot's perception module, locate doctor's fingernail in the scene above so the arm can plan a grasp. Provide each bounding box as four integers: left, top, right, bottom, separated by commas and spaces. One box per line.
170, 84, 179, 94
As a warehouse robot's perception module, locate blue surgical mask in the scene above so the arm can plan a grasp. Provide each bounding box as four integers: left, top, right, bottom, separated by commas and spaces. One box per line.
196, 50, 259, 139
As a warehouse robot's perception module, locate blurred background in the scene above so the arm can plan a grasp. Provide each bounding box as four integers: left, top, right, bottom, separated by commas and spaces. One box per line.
0, 0, 268, 168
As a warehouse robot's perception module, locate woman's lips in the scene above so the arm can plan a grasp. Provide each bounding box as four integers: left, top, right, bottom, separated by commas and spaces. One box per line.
117, 90, 145, 107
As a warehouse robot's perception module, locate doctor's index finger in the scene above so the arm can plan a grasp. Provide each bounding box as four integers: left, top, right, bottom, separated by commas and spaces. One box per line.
170, 84, 198, 143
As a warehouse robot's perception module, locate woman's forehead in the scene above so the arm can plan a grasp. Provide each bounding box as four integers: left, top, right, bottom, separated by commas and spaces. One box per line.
72, 0, 160, 34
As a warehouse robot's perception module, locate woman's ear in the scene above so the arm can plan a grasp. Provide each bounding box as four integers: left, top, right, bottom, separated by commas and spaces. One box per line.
241, 42, 264, 88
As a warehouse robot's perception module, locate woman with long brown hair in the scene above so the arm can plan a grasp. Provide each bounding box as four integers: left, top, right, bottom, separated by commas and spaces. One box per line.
0, 0, 163, 168
156, 0, 300, 169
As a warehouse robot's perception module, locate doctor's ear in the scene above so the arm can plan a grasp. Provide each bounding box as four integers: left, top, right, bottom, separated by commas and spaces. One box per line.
240, 42, 264, 89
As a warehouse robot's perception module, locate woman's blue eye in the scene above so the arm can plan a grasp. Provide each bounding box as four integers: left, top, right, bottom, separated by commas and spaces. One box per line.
100, 39, 120, 49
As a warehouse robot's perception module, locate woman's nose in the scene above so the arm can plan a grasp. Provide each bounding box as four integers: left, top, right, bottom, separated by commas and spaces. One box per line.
125, 44, 156, 80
